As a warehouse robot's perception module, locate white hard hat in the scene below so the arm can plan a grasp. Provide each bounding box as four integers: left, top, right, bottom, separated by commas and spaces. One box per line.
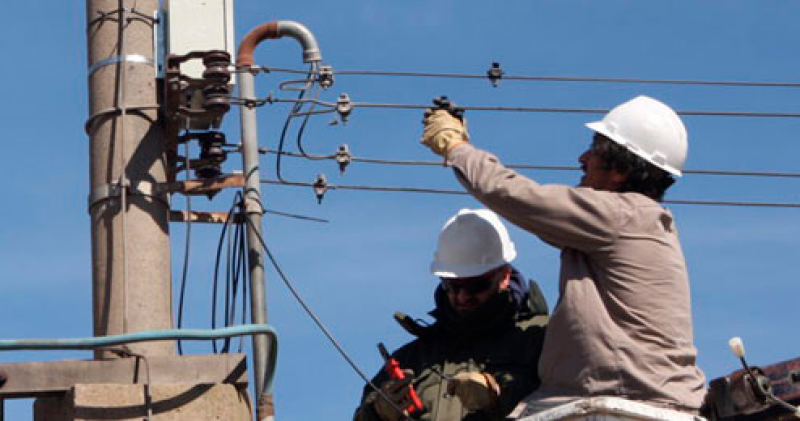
430, 209, 516, 278
585, 95, 688, 176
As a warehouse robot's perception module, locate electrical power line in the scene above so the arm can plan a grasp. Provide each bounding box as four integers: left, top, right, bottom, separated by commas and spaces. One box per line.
243, 96, 800, 119
260, 178, 800, 209
249, 65, 800, 89
258, 148, 800, 179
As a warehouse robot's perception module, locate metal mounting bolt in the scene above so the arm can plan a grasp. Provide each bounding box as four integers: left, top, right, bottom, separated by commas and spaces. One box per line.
486, 62, 504, 88
313, 173, 329, 204
335, 144, 351, 174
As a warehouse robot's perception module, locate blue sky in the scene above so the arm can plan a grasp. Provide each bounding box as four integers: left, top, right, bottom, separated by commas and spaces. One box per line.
2, 1, 799, 419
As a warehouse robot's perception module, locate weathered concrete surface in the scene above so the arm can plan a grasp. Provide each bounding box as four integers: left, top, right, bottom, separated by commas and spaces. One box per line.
34, 383, 252, 421
0, 354, 247, 399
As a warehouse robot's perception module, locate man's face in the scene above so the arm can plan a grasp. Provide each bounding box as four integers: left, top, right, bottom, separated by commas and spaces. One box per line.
578, 136, 627, 191
441, 267, 511, 316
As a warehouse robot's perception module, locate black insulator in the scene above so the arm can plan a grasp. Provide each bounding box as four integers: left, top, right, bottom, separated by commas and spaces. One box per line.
203, 85, 231, 114
195, 132, 227, 180
203, 65, 231, 84
202, 50, 231, 67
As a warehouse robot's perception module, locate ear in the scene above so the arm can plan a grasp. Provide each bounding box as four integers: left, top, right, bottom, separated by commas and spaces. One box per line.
498, 266, 512, 289
610, 170, 628, 191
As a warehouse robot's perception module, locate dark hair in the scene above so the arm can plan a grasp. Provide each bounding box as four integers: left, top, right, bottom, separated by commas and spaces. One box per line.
592, 134, 675, 201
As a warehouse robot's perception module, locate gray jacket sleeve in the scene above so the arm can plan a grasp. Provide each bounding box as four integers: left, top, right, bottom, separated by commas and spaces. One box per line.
448, 144, 624, 253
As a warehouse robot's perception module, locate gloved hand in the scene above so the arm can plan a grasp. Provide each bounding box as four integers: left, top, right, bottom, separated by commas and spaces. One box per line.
373, 369, 415, 421
420, 109, 469, 157
447, 371, 500, 411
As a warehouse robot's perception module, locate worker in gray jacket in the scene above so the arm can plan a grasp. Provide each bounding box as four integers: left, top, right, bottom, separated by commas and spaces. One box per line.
419, 96, 707, 416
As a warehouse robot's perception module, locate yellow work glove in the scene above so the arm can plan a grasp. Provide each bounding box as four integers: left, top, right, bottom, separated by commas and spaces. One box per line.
447, 371, 500, 411
373, 370, 414, 421
420, 109, 469, 157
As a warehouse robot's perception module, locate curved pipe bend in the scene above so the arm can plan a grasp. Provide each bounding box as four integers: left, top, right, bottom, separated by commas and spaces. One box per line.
237, 20, 322, 66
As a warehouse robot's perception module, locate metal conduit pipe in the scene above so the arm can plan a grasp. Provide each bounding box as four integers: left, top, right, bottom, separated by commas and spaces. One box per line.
0, 324, 279, 392
237, 20, 322, 66
236, 20, 322, 421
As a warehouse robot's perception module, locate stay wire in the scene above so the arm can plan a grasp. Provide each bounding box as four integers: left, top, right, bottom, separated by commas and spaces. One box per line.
240, 211, 413, 421
256, 65, 800, 89
258, 148, 800, 179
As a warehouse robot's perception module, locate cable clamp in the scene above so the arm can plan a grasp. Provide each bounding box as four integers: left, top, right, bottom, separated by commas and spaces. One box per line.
317, 64, 335, 89
313, 174, 329, 204
335, 144, 351, 174
486, 62, 504, 88
88, 180, 167, 212
88, 54, 154, 77
335, 93, 352, 125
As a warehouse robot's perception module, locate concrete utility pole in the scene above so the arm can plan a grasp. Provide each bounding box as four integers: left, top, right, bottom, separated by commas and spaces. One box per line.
85, 0, 174, 357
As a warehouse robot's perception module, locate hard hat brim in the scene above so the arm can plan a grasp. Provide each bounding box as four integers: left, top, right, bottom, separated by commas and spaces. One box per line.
585, 121, 683, 177
431, 261, 509, 279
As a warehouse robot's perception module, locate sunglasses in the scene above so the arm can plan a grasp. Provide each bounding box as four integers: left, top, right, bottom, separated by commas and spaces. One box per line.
440, 272, 498, 295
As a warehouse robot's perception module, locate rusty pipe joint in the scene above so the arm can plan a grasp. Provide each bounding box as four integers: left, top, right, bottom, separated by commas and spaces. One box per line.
237, 20, 322, 67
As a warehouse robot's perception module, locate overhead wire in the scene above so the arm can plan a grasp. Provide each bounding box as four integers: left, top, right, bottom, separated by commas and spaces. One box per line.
260, 178, 800, 209
253, 96, 800, 119
252, 65, 800, 88
258, 148, 800, 179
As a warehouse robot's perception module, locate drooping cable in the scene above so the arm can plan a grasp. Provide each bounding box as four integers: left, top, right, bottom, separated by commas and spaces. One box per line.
295, 82, 328, 160
240, 209, 413, 421
237, 220, 249, 353
176, 136, 193, 355
275, 65, 317, 181
222, 220, 235, 353
210, 195, 240, 353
